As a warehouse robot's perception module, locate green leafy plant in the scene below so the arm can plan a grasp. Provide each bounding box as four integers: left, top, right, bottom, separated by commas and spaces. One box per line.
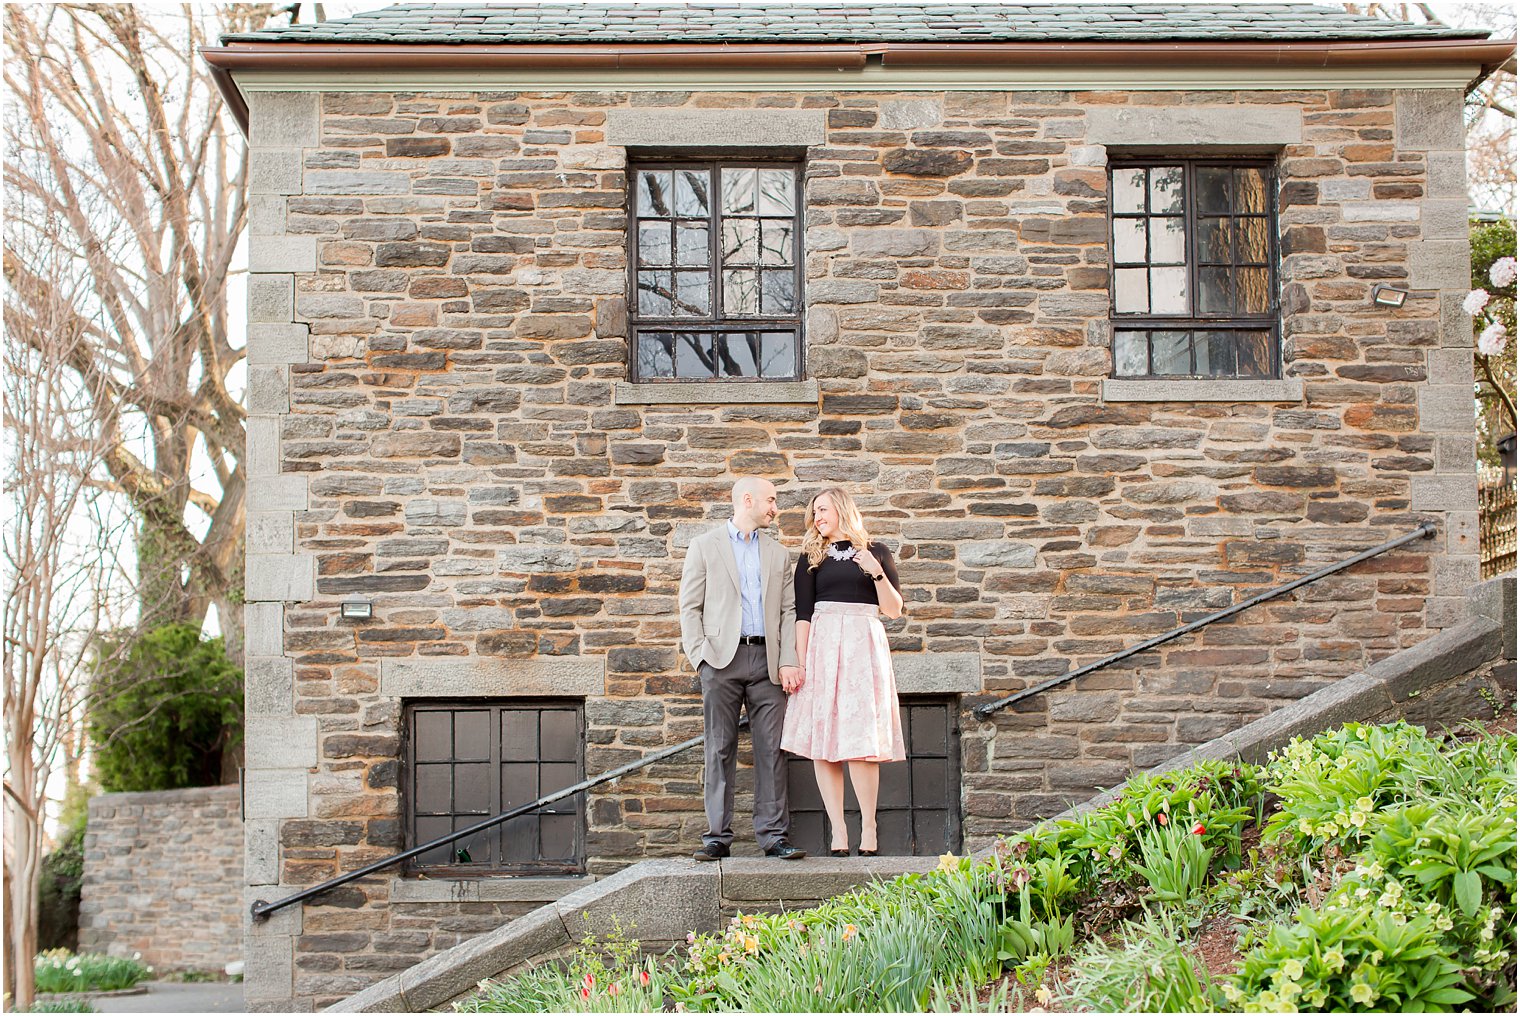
21, 999, 96, 1013
1132, 819, 1214, 908
33, 951, 151, 994
1056, 913, 1216, 1013
88, 623, 242, 792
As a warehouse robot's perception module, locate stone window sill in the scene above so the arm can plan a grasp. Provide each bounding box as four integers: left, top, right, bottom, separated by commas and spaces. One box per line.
1101, 378, 1304, 403
613, 380, 819, 406
389, 874, 594, 904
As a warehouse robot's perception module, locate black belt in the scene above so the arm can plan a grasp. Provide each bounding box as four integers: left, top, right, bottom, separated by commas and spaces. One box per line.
737, 635, 766, 646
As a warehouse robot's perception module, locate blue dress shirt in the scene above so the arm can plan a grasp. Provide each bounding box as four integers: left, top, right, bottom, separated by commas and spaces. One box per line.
727, 520, 765, 637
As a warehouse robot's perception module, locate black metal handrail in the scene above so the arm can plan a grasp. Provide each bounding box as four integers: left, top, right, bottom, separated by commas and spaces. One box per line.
251, 729, 712, 920
971, 522, 1437, 719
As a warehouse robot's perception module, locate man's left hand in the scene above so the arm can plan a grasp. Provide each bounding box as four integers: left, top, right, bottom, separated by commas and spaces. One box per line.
780, 666, 802, 693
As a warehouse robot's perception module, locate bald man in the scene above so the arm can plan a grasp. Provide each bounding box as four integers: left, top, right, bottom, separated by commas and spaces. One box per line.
679, 477, 804, 861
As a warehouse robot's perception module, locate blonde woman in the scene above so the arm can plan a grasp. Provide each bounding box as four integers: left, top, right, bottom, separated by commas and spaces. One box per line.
779, 487, 906, 856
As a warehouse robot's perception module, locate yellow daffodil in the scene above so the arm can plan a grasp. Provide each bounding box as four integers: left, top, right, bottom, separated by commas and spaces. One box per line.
1034, 984, 1053, 1005
937, 852, 958, 872
841, 924, 858, 942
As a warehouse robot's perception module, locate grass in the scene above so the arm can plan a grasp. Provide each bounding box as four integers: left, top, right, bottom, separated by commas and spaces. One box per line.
33, 950, 151, 994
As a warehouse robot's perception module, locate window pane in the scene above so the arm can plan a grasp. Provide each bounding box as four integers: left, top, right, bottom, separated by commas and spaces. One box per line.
1149, 166, 1183, 214
501, 763, 539, 807
454, 711, 491, 761
501, 711, 537, 761
540, 813, 576, 859
673, 271, 710, 317
676, 332, 713, 377
758, 168, 795, 215
501, 815, 535, 861
1195, 217, 1231, 263
1196, 167, 1232, 214
414, 763, 451, 811
1151, 331, 1192, 375
1237, 219, 1269, 264
1149, 218, 1185, 265
761, 270, 796, 315
415, 816, 454, 866
1197, 332, 1236, 377
722, 221, 758, 265
1114, 331, 1149, 376
724, 269, 760, 315
637, 271, 672, 316
1237, 267, 1271, 314
454, 763, 492, 813
719, 332, 759, 377
761, 221, 794, 266
1235, 167, 1269, 213
415, 712, 452, 762
675, 169, 709, 217
759, 332, 797, 378
636, 332, 675, 378
1114, 268, 1148, 313
1199, 267, 1232, 314
637, 222, 670, 267
1113, 219, 1146, 264
1111, 168, 1146, 213
637, 170, 673, 217
721, 167, 756, 214
1236, 331, 1274, 377
540, 711, 579, 762
675, 223, 709, 267
909, 706, 948, 755
1150, 267, 1189, 314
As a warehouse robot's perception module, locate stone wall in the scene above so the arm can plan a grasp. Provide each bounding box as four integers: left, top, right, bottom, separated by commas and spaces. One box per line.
79, 785, 243, 971
241, 83, 1479, 1009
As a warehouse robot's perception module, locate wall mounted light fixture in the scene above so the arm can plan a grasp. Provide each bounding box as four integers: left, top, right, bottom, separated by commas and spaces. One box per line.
1372, 285, 1408, 308
340, 599, 373, 620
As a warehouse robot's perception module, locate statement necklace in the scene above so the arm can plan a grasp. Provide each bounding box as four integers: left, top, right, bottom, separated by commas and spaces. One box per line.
824, 542, 856, 562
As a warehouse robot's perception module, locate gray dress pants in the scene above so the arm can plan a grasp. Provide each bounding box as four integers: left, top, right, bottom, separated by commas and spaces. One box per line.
700, 643, 790, 850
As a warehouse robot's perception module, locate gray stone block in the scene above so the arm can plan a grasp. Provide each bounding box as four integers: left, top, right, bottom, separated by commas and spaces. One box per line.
719, 856, 934, 903
247, 366, 290, 415
605, 108, 827, 147
1086, 105, 1301, 146
246, 656, 294, 716
249, 92, 319, 149
388, 875, 594, 904
248, 195, 288, 239
1426, 347, 1475, 386
248, 511, 294, 555
247, 323, 310, 365
894, 653, 982, 693
1425, 150, 1468, 198
250, 237, 317, 274
1469, 574, 1517, 660
245, 602, 285, 659
379, 657, 602, 698
246, 417, 281, 479
1412, 473, 1479, 511
1439, 290, 1472, 347
245, 886, 302, 937
1433, 554, 1481, 598
1418, 384, 1478, 433
1396, 88, 1464, 151
1368, 618, 1501, 701
556, 859, 720, 944
1421, 198, 1471, 240
244, 770, 308, 820
305, 170, 413, 195
250, 474, 309, 513
246, 715, 317, 770
1445, 510, 1480, 556
248, 275, 294, 323
1409, 240, 1471, 290
246, 820, 280, 886
960, 541, 1036, 568
879, 99, 942, 130
1102, 379, 1303, 403
613, 380, 818, 405
246, 554, 314, 603
242, 932, 294, 1001
249, 149, 303, 195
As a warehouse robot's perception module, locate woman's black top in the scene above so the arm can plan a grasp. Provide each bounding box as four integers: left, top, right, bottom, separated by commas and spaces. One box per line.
794, 541, 901, 622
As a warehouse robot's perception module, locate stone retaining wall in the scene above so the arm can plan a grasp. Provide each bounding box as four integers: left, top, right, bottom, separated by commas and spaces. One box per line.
79, 785, 244, 972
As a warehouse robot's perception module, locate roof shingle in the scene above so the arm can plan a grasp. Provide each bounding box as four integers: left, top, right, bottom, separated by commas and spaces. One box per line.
221, 3, 1492, 45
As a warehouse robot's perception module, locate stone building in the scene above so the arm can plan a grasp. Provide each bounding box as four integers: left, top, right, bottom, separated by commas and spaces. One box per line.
204, 3, 1513, 1009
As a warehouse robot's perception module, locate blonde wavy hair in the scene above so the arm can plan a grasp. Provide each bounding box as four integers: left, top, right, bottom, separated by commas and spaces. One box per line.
802, 487, 873, 571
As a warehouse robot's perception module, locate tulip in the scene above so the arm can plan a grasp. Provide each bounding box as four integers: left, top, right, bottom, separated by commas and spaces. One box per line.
1192, 821, 1206, 835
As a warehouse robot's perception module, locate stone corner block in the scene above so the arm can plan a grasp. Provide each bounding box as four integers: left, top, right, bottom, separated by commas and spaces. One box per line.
249, 149, 303, 195
244, 885, 303, 937
1411, 473, 1479, 511
605, 108, 828, 148
1396, 88, 1465, 152
247, 656, 295, 717
243, 770, 308, 820
247, 365, 291, 415
248, 323, 310, 365
242, 930, 294, 1001
1409, 239, 1470, 290
246, 474, 310, 514
246, 714, 318, 770
1366, 618, 1502, 701
1086, 105, 1300, 146
250, 236, 317, 275
246, 554, 314, 603
248, 91, 320, 149
245, 602, 285, 659
380, 657, 604, 698
555, 859, 720, 944
1469, 574, 1517, 660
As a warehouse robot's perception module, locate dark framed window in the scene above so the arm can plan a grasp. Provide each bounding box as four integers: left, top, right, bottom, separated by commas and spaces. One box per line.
785, 698, 961, 856
1109, 159, 1280, 379
627, 159, 804, 381
404, 701, 584, 875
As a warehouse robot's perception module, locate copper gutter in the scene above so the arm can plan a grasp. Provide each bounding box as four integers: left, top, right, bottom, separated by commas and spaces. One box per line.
203, 37, 1515, 135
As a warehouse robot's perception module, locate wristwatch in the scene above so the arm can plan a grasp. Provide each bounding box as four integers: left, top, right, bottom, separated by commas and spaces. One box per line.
872, 572, 886, 582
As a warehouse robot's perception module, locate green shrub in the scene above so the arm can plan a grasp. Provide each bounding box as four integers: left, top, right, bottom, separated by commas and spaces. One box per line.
38, 820, 86, 951
88, 623, 242, 792
34, 950, 151, 994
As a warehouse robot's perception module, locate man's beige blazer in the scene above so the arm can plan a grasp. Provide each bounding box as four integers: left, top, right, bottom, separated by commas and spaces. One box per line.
678, 524, 798, 683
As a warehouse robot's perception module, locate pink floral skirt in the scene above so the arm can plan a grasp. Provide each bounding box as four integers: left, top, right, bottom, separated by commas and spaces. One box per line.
781, 601, 906, 763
